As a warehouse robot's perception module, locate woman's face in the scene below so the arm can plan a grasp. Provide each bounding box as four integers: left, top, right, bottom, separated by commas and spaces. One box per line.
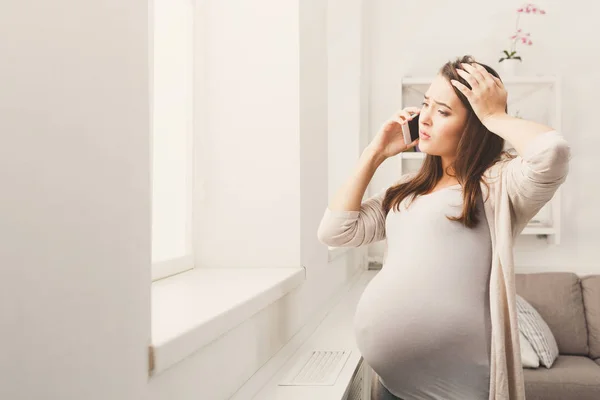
417, 74, 469, 157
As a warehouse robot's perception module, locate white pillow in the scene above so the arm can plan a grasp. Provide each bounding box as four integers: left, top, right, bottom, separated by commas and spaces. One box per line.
519, 331, 540, 368
516, 294, 559, 368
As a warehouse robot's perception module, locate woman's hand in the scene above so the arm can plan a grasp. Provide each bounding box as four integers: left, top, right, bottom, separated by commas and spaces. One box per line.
450, 62, 508, 129
367, 107, 421, 159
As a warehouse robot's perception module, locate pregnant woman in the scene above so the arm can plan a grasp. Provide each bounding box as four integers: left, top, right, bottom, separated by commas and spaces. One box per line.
317, 55, 570, 400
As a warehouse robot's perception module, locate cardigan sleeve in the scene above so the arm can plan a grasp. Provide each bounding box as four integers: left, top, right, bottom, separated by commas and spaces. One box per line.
317, 173, 414, 248
502, 130, 571, 227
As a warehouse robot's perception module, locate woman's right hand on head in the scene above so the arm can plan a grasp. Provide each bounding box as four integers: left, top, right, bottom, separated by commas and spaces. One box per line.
367, 107, 421, 159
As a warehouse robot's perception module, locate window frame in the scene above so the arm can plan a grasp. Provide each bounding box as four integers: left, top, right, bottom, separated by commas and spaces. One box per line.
150, 0, 196, 281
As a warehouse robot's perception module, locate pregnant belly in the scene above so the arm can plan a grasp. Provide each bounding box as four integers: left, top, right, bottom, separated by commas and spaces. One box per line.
353, 271, 489, 373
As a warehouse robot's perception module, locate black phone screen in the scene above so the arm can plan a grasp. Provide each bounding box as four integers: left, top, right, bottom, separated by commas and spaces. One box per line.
408, 114, 420, 142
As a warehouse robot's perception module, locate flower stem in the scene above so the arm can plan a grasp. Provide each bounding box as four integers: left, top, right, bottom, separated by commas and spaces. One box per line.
512, 13, 521, 53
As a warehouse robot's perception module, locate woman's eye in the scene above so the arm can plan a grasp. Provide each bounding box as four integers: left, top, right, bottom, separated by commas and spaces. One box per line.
422, 101, 448, 116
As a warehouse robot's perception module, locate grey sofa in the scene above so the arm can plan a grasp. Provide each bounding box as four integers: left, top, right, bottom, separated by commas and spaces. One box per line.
516, 272, 600, 400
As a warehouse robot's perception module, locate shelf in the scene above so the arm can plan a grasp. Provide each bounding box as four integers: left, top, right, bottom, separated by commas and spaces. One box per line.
521, 225, 557, 236
401, 75, 557, 86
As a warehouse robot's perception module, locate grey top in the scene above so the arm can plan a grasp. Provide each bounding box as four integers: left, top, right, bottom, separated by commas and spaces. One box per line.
318, 131, 571, 400
333, 184, 492, 400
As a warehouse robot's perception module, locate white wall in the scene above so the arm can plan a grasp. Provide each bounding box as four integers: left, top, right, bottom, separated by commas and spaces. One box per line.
327, 0, 370, 201
148, 1, 365, 399
365, 0, 600, 274
1, 1, 365, 400
0, 1, 151, 400
193, 0, 305, 268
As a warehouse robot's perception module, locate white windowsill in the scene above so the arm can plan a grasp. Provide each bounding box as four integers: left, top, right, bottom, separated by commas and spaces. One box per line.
150, 266, 306, 375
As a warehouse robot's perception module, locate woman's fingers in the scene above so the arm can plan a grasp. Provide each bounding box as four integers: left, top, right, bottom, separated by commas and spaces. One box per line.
456, 68, 478, 90
394, 107, 420, 122
407, 138, 419, 148
460, 63, 488, 88
471, 63, 498, 88
404, 106, 421, 115
490, 73, 504, 88
393, 117, 404, 126
450, 79, 472, 99
396, 110, 416, 123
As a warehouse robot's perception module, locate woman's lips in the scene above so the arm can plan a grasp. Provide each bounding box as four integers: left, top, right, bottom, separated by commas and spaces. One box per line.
420, 131, 431, 140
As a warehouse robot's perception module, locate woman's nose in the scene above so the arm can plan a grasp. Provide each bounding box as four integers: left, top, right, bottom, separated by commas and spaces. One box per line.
420, 110, 432, 126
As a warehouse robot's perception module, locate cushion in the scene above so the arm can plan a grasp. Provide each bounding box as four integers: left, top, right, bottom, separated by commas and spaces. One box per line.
581, 276, 600, 358
517, 294, 559, 368
520, 331, 540, 368
516, 272, 589, 355
523, 355, 600, 400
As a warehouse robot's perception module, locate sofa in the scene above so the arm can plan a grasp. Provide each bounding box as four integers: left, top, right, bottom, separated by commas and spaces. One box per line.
515, 272, 600, 399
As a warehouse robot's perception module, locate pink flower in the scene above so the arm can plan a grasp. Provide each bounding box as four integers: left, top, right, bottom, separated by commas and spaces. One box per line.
518, 3, 546, 15
505, 3, 545, 57
513, 30, 531, 39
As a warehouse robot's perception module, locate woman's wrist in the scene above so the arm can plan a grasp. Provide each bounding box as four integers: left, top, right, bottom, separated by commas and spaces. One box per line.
362, 146, 387, 167
481, 112, 511, 134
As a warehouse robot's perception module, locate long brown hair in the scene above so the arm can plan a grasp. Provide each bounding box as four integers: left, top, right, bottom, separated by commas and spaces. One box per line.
382, 55, 513, 228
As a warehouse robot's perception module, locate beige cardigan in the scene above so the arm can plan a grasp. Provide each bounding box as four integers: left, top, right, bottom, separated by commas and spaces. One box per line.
317, 130, 571, 399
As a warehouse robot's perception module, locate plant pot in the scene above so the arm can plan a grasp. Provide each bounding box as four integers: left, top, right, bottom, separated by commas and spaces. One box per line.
500, 59, 521, 76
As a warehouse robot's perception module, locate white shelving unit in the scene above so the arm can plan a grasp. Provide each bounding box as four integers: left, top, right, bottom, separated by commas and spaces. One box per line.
402, 75, 558, 85
398, 75, 562, 244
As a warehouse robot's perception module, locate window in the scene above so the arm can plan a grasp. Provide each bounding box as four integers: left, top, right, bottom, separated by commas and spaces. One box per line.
151, 0, 194, 280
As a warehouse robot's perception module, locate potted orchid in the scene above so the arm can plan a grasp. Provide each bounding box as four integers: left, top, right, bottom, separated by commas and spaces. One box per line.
499, 3, 546, 75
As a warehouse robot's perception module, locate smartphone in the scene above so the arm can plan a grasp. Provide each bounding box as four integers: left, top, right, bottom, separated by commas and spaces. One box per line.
401, 113, 420, 145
